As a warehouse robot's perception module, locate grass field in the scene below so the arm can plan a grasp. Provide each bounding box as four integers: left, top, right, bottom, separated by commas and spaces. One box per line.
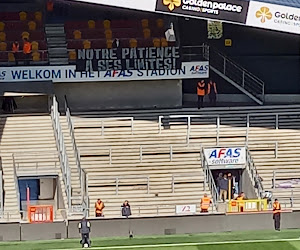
1, 229, 300, 250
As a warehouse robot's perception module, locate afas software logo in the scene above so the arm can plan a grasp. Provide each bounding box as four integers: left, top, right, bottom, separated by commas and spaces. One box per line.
255, 6, 272, 23
190, 64, 209, 75
163, 0, 181, 11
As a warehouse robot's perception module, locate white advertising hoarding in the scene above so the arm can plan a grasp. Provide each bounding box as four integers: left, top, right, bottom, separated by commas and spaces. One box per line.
175, 204, 197, 214
246, 1, 300, 34
204, 147, 246, 166
0, 61, 209, 83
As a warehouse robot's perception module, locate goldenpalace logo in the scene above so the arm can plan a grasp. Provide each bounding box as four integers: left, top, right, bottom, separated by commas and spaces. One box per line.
256, 7, 272, 23
163, 0, 181, 11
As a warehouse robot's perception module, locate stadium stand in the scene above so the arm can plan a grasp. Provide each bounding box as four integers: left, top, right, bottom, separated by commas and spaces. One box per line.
0, 11, 48, 65
65, 18, 171, 63
0, 115, 66, 221
61, 105, 300, 217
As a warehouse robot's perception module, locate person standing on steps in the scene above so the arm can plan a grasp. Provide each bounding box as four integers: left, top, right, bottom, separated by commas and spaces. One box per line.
197, 79, 206, 109
207, 80, 218, 106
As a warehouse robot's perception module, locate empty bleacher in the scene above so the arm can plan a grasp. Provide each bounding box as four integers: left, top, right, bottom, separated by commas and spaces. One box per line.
65, 105, 300, 217
0, 115, 67, 221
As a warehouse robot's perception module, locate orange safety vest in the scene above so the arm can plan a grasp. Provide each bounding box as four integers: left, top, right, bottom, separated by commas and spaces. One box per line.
237, 196, 244, 208
47, 1, 54, 12
12, 43, 19, 53
201, 197, 211, 210
23, 41, 31, 54
197, 82, 205, 96
273, 201, 281, 214
95, 201, 105, 215
208, 82, 217, 95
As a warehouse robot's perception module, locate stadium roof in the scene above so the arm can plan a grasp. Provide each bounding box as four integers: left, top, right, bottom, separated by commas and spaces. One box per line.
255, 0, 300, 8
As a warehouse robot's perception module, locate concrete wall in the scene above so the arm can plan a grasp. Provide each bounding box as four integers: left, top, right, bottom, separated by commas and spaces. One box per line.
54, 80, 182, 111
242, 170, 257, 199
1, 211, 300, 241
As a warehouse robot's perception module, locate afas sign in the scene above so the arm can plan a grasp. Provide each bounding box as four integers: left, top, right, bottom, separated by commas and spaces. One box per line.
204, 147, 246, 166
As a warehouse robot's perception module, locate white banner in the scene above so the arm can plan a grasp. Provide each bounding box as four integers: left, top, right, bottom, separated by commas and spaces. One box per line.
175, 204, 197, 214
0, 61, 209, 83
246, 1, 300, 34
74, 0, 156, 12
204, 147, 246, 166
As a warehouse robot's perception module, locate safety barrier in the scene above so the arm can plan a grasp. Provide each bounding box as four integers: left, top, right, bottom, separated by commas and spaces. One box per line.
0, 161, 3, 217
28, 205, 53, 223
51, 95, 72, 213
227, 199, 268, 213
201, 148, 219, 211
65, 97, 89, 216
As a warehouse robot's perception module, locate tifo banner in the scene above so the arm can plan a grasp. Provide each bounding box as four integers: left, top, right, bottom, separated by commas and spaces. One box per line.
204, 147, 246, 166
0, 62, 209, 83
76, 47, 182, 72
207, 20, 223, 39
156, 0, 249, 24
246, 1, 300, 34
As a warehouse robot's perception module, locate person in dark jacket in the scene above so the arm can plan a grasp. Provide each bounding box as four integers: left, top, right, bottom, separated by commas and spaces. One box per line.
121, 200, 132, 218
78, 217, 91, 248
219, 174, 229, 202
216, 172, 223, 194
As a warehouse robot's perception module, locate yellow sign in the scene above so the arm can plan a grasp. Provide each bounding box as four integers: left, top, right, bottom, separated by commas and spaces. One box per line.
163, 0, 181, 11
225, 39, 232, 47
256, 7, 272, 23
228, 199, 268, 213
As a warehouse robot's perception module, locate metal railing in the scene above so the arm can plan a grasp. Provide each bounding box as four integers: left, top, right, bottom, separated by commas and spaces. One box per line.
204, 45, 264, 105
12, 154, 21, 218
201, 149, 219, 211
88, 175, 150, 195
0, 160, 3, 216
158, 112, 295, 147
51, 95, 72, 212
181, 45, 209, 62
246, 148, 264, 198
84, 143, 202, 164
12, 151, 60, 176
272, 170, 300, 190
64, 96, 89, 214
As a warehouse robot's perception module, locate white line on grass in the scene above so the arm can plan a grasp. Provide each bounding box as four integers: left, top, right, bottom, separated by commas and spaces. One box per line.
52, 237, 300, 250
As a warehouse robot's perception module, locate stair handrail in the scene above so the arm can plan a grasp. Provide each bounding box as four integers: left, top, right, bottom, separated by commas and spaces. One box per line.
246, 147, 264, 198
204, 45, 264, 86
0, 158, 3, 216
51, 95, 72, 212
12, 154, 21, 219
64, 96, 88, 214
201, 148, 219, 210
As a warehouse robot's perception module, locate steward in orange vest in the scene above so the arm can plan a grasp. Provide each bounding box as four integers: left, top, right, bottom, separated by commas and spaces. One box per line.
200, 194, 212, 213
197, 80, 206, 109
273, 199, 281, 231
95, 199, 105, 217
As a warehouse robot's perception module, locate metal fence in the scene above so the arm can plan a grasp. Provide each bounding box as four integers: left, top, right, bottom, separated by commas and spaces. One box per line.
51, 95, 72, 212
65, 97, 89, 215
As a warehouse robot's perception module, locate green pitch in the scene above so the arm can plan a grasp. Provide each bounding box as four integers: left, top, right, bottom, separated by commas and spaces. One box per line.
1, 229, 300, 250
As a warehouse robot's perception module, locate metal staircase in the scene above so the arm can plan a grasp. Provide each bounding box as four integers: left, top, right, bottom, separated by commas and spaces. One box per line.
45, 24, 68, 66
203, 45, 265, 105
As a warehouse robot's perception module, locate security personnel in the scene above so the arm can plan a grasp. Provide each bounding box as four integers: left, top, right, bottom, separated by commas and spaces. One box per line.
200, 193, 212, 213
95, 198, 105, 217
197, 80, 206, 109
78, 217, 91, 248
273, 199, 281, 231
236, 192, 245, 212
22, 37, 31, 65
